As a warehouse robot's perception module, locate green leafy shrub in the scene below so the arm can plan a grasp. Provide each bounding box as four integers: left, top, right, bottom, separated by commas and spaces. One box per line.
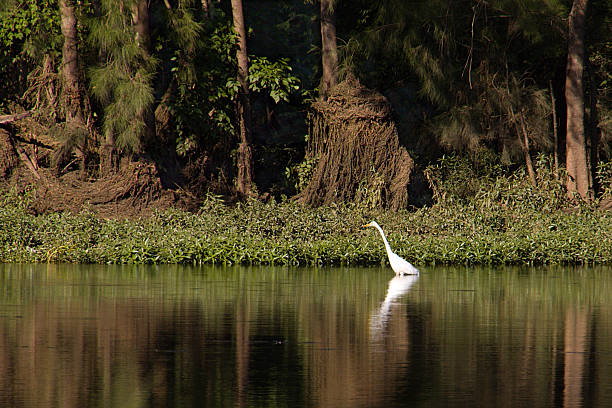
1, 167, 611, 267
285, 154, 318, 193
596, 160, 612, 200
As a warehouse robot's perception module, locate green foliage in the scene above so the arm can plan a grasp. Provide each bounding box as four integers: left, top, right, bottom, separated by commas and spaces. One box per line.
284, 153, 317, 193
206, 44, 301, 108
0, 188, 37, 256
0, 0, 61, 107
431, 71, 553, 160
355, 167, 386, 210
0, 0, 61, 60
1, 169, 611, 266
246, 0, 319, 90
170, 10, 302, 160
0, 0, 610, 212
424, 153, 504, 203
170, 14, 237, 156
87, 0, 159, 153
425, 153, 568, 211
590, 38, 612, 156
342, 0, 565, 163
248, 57, 300, 103
596, 160, 612, 200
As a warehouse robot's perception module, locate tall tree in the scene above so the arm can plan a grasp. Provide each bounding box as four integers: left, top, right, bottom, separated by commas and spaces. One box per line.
319, 0, 337, 99
231, 0, 255, 196
59, 0, 91, 179
59, 0, 84, 125
89, 0, 157, 174
565, 0, 591, 201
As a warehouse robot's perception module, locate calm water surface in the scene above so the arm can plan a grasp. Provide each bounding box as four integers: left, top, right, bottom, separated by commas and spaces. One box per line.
0, 264, 611, 408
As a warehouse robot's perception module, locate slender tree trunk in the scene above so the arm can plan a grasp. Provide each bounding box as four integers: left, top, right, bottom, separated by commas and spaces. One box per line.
320, 0, 338, 99
231, 0, 255, 197
565, 0, 591, 201
59, 0, 88, 179
518, 110, 538, 187
587, 64, 601, 196
550, 81, 559, 180
100, 130, 118, 176
201, 0, 211, 18
509, 104, 537, 186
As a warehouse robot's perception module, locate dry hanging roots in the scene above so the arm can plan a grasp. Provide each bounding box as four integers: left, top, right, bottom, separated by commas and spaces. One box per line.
297, 75, 415, 210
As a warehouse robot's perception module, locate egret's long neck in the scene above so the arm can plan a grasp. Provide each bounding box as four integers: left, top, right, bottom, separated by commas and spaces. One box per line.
373, 224, 393, 256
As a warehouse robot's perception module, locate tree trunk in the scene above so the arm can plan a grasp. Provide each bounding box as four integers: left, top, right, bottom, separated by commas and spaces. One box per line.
60, 0, 84, 125
231, 0, 255, 197
201, 0, 211, 18
550, 81, 559, 180
131, 0, 152, 53
587, 64, 601, 196
100, 130, 118, 177
320, 0, 338, 99
506, 80, 537, 187
565, 0, 591, 201
518, 110, 538, 187
59, 0, 88, 179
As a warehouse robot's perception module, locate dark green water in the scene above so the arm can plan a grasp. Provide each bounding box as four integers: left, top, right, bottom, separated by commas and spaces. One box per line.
0, 264, 611, 408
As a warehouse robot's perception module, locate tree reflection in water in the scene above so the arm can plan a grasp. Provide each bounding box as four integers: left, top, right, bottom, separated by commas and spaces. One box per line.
0, 264, 611, 408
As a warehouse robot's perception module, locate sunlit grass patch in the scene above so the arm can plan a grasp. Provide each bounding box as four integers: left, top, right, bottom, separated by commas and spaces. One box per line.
0, 192, 610, 266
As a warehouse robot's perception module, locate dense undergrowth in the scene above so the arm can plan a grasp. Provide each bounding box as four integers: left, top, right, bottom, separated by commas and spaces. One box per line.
1, 155, 611, 266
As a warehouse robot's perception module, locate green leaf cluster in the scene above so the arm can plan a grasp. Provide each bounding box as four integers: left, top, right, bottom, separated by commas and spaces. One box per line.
0, 0, 61, 107
249, 56, 300, 103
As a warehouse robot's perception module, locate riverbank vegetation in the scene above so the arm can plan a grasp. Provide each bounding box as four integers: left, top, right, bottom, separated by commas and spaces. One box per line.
2, 154, 611, 266
1, 1, 611, 266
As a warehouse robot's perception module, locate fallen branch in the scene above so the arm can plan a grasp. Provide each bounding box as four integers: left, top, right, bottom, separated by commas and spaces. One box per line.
13, 134, 54, 149
0, 111, 31, 124
14, 143, 41, 180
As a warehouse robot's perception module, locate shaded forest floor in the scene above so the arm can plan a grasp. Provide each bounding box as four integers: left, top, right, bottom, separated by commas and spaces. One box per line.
0, 117, 203, 217
2, 150, 612, 220
0, 161, 200, 218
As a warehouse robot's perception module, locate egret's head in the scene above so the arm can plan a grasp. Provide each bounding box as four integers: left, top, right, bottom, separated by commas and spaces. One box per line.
362, 221, 378, 229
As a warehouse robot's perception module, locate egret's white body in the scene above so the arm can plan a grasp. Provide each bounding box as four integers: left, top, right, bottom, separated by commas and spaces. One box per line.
363, 221, 419, 275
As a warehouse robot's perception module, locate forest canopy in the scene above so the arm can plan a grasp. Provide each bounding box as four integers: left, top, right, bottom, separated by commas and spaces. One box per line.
0, 0, 610, 215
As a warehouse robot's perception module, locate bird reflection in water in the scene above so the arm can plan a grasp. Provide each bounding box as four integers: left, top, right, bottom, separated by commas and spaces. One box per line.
370, 274, 419, 340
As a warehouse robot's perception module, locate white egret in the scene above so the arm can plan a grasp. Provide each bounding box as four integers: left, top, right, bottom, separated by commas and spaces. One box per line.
362, 221, 419, 275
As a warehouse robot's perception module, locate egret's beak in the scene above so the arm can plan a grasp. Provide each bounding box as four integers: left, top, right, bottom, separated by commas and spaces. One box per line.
361, 223, 370, 228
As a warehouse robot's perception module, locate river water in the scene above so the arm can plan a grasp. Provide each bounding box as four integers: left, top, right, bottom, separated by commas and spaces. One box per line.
0, 264, 611, 407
